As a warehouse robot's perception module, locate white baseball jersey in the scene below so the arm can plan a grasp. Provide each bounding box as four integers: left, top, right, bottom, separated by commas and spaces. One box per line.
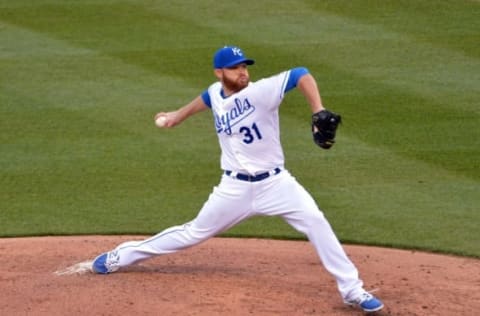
205, 70, 292, 175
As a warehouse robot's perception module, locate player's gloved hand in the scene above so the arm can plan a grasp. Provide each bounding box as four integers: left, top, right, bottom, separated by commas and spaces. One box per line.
311, 109, 341, 149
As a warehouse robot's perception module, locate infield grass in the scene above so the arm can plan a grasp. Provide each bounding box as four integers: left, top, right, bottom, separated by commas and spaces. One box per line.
0, 0, 479, 257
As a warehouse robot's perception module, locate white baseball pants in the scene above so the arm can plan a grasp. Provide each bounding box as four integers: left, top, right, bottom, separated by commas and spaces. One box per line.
110, 170, 364, 300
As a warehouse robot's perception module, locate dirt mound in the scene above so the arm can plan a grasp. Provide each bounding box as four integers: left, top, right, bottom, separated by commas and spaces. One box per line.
1, 236, 478, 315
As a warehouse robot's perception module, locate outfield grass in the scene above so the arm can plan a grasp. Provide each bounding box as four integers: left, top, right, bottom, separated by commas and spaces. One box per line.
0, 0, 478, 257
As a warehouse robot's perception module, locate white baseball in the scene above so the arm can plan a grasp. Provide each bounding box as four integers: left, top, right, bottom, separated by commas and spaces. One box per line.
155, 116, 167, 128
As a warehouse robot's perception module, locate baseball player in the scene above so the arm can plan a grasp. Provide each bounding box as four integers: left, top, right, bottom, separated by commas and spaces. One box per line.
91, 46, 384, 313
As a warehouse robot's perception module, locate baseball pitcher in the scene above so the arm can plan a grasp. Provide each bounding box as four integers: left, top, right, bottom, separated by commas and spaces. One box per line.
89, 46, 383, 312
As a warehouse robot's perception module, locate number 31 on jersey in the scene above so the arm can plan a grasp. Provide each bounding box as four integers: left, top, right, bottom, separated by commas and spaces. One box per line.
240, 123, 263, 144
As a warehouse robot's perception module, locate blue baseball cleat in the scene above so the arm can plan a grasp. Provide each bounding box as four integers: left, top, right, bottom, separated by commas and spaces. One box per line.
92, 251, 120, 274
344, 292, 384, 313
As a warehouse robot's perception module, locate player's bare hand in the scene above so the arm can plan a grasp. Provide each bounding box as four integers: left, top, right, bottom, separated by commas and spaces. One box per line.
154, 112, 176, 128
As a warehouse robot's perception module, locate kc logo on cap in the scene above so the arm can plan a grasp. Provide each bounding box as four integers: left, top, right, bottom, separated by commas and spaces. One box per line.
213, 46, 255, 69
231, 47, 242, 56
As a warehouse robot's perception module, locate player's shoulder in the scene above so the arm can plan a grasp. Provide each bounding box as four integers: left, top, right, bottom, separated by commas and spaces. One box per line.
251, 69, 292, 89
207, 81, 222, 92
255, 69, 290, 83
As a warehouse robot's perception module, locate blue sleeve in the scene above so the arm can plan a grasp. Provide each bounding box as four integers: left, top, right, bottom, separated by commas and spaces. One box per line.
201, 90, 211, 108
284, 67, 309, 93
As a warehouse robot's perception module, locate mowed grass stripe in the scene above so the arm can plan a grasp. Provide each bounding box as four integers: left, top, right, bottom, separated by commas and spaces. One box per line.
308, 0, 480, 59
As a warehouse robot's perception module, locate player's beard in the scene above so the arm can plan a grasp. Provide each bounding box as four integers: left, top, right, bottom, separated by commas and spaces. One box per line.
222, 74, 249, 94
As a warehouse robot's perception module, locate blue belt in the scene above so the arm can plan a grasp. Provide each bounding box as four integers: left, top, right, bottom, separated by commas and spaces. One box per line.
225, 168, 281, 182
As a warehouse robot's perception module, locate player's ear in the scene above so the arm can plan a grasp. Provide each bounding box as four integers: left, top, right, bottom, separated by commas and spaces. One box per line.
214, 69, 223, 80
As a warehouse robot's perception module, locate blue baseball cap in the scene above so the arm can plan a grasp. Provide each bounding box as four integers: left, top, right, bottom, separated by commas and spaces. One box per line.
213, 46, 255, 69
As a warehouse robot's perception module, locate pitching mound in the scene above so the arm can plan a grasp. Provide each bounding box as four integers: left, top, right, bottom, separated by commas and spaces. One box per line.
1, 236, 478, 315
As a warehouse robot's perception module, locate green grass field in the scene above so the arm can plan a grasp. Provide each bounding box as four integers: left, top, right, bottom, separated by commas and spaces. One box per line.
1, 0, 478, 257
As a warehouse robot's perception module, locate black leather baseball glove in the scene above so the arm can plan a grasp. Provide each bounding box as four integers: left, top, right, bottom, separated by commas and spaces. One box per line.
311, 109, 342, 149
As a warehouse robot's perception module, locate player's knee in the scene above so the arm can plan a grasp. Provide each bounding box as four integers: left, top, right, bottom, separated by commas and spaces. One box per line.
184, 223, 216, 242
304, 211, 329, 231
